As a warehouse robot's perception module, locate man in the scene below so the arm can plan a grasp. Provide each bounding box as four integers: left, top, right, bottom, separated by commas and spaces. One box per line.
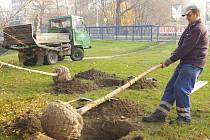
142, 5, 209, 124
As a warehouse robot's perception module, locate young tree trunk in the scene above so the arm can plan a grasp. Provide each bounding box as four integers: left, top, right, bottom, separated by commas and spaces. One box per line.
116, 0, 122, 26
56, 0, 60, 16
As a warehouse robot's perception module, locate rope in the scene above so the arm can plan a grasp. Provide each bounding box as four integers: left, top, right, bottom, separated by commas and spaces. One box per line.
0, 61, 58, 77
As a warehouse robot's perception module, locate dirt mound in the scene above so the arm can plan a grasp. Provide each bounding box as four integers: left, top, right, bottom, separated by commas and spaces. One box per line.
79, 99, 144, 140
94, 76, 158, 90
95, 78, 123, 87
84, 99, 144, 119
75, 68, 117, 80
129, 77, 158, 90
2, 111, 43, 136
50, 68, 158, 94
50, 78, 99, 94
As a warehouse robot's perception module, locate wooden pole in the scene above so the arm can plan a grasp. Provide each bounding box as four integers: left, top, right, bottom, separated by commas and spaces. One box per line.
0, 61, 58, 77
77, 64, 162, 115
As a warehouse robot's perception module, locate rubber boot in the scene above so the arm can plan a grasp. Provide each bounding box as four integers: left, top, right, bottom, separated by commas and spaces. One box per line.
169, 116, 191, 125
142, 109, 167, 122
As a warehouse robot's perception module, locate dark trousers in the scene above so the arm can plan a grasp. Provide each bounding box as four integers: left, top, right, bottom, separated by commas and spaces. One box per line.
157, 64, 202, 120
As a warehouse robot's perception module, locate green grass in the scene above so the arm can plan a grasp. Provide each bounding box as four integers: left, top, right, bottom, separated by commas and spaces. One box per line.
0, 40, 210, 140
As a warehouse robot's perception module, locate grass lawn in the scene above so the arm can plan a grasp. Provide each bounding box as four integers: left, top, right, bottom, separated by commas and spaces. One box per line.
0, 40, 209, 140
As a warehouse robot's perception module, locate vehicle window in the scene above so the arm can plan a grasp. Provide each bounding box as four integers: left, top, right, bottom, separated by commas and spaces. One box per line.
73, 19, 86, 31
50, 19, 71, 28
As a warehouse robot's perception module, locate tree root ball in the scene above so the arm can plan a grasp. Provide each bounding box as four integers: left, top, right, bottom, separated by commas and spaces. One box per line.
30, 132, 54, 140
41, 101, 83, 140
53, 66, 71, 83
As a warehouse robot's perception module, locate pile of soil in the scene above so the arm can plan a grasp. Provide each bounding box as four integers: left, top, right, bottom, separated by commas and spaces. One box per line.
128, 77, 158, 90
75, 68, 117, 80
84, 99, 144, 119
50, 69, 158, 94
95, 78, 123, 87
80, 99, 145, 140
50, 78, 99, 94
2, 111, 43, 136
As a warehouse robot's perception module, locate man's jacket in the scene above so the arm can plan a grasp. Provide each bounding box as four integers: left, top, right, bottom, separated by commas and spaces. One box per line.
170, 19, 209, 68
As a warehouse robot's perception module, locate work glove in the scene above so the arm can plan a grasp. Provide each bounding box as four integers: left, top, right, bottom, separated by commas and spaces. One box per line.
161, 58, 173, 68
171, 51, 176, 56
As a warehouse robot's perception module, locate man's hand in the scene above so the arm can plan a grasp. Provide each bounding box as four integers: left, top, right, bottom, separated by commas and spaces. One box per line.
171, 51, 176, 56
161, 58, 173, 68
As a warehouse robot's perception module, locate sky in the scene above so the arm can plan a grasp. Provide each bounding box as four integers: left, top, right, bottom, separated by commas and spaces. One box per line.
0, 0, 11, 10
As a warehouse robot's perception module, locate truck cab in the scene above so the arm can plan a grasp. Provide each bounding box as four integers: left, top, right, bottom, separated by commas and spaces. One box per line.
48, 15, 91, 49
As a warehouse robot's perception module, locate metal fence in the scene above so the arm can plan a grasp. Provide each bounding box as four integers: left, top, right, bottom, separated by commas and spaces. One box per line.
0, 31, 3, 45
87, 25, 183, 42
0, 25, 184, 43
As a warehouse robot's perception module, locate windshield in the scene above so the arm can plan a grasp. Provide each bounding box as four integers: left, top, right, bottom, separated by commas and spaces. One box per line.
50, 19, 71, 28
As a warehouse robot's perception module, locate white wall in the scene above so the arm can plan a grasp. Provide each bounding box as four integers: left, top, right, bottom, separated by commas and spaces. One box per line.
183, 0, 206, 21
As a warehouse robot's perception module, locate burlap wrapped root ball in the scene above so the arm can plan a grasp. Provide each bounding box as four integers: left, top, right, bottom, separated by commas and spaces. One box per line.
41, 101, 83, 140
53, 66, 71, 83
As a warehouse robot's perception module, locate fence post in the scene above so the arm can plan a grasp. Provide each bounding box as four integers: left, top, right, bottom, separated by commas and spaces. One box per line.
132, 26, 135, 41
126, 26, 128, 40
140, 26, 143, 40
101, 27, 104, 40
150, 25, 153, 41
157, 26, 159, 41
115, 26, 118, 40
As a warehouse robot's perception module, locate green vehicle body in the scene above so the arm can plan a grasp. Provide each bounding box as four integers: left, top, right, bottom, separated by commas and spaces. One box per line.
48, 15, 91, 49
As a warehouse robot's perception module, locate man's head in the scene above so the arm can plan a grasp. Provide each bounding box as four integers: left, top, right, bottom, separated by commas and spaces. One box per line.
182, 5, 200, 24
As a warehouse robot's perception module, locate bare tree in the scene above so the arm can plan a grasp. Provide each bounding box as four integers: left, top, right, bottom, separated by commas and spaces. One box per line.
0, 7, 12, 27
20, 0, 181, 27
26, 0, 68, 30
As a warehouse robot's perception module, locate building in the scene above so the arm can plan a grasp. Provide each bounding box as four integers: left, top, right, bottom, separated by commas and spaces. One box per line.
182, 0, 210, 27
205, 0, 210, 29
11, 0, 27, 25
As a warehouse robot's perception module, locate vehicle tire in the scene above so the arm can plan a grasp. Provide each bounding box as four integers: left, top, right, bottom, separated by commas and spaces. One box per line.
70, 47, 84, 61
58, 55, 65, 61
19, 51, 37, 66
23, 57, 37, 66
44, 51, 58, 65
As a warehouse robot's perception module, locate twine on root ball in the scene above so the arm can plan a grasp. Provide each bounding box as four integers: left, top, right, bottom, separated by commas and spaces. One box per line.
41, 101, 83, 140
53, 66, 71, 83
